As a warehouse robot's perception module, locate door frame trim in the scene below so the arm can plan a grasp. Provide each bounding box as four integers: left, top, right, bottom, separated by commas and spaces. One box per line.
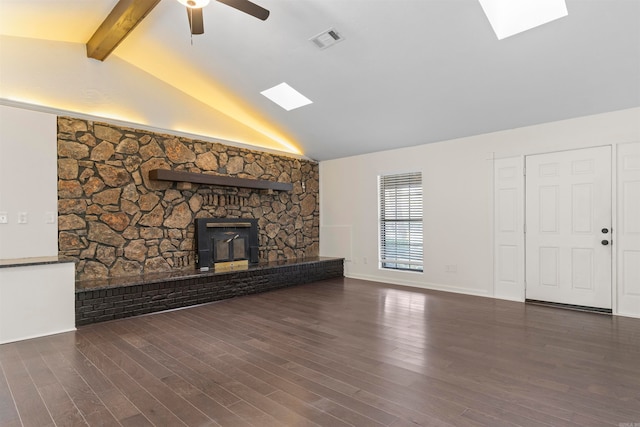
493, 144, 618, 314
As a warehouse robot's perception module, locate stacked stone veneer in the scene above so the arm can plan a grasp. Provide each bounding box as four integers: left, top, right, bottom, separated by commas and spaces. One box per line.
57, 117, 319, 280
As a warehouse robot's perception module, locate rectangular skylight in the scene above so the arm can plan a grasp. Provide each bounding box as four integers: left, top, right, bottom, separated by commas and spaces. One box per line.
260, 82, 313, 111
479, 0, 568, 40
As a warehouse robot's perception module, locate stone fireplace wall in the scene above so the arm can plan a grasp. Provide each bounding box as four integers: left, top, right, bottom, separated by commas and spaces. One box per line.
57, 117, 319, 280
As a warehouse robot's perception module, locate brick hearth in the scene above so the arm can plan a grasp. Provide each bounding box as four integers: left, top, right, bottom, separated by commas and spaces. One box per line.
75, 257, 343, 325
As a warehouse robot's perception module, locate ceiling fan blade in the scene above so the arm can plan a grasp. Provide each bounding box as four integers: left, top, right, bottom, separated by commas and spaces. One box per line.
216, 0, 269, 21
187, 7, 204, 34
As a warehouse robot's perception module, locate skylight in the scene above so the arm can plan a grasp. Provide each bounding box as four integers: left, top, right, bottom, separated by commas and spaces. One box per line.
479, 0, 568, 40
260, 83, 313, 111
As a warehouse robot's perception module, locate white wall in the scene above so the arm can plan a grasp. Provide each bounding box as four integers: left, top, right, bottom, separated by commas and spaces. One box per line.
0, 105, 58, 258
0, 105, 77, 342
0, 35, 296, 156
320, 108, 640, 316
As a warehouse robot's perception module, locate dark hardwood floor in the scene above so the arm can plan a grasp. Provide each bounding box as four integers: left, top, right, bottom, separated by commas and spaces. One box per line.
1, 277, 639, 426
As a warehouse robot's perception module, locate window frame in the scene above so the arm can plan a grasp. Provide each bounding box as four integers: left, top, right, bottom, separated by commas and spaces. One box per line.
378, 172, 423, 273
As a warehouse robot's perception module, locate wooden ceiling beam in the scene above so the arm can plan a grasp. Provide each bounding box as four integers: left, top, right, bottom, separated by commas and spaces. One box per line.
86, 0, 161, 61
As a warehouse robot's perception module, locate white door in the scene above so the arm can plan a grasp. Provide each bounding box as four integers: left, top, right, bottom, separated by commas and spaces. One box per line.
525, 146, 612, 309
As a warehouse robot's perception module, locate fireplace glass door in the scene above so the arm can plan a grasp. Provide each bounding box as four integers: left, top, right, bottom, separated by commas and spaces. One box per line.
212, 231, 249, 263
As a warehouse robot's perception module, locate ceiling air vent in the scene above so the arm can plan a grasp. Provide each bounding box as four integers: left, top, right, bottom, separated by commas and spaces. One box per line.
309, 28, 344, 50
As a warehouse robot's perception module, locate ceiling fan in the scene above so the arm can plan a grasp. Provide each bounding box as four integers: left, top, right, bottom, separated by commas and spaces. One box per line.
178, 0, 270, 35
87, 0, 270, 61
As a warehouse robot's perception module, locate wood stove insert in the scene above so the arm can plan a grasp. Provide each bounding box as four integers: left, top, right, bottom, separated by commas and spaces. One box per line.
195, 218, 259, 270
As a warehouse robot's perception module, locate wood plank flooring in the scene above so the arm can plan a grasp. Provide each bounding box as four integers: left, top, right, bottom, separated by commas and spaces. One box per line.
1, 277, 639, 426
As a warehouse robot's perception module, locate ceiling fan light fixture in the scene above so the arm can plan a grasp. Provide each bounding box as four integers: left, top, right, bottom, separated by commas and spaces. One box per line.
178, 0, 210, 9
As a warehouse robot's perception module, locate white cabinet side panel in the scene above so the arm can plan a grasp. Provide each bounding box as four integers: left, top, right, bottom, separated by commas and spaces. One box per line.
0, 263, 76, 343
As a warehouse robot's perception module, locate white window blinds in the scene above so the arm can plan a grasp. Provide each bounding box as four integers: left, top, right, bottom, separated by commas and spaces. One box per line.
379, 172, 423, 272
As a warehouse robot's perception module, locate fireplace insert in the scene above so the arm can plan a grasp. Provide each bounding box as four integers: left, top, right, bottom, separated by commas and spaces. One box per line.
195, 218, 259, 269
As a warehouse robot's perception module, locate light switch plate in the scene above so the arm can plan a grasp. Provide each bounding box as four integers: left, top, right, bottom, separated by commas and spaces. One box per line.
45, 211, 56, 224
0, 212, 7, 224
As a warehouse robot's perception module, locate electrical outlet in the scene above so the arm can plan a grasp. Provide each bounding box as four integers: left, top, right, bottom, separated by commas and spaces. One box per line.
0, 212, 7, 224
446, 264, 458, 273
18, 212, 28, 224
45, 211, 56, 224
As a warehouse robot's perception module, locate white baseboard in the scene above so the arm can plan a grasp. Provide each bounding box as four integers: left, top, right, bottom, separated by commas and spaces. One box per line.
344, 273, 491, 298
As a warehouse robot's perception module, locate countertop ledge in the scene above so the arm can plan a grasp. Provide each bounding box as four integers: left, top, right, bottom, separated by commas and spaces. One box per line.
0, 256, 75, 269
76, 257, 344, 291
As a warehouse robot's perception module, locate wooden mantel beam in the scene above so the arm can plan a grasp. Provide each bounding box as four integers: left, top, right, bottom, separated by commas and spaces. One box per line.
86, 0, 161, 61
149, 169, 294, 191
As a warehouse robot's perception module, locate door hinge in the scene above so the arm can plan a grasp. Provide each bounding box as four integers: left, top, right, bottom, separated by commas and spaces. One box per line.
524, 223, 526, 233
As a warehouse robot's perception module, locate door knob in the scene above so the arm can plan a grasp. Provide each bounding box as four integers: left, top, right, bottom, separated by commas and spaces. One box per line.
601, 240, 609, 246
601, 228, 609, 234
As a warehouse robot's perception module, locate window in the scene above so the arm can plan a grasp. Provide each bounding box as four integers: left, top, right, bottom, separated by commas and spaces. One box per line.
379, 172, 423, 272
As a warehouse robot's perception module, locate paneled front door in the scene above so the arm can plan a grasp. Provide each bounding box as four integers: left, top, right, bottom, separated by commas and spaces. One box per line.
525, 146, 612, 309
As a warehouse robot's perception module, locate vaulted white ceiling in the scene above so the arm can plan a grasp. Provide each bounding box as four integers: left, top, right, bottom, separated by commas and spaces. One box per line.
1, 0, 639, 160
